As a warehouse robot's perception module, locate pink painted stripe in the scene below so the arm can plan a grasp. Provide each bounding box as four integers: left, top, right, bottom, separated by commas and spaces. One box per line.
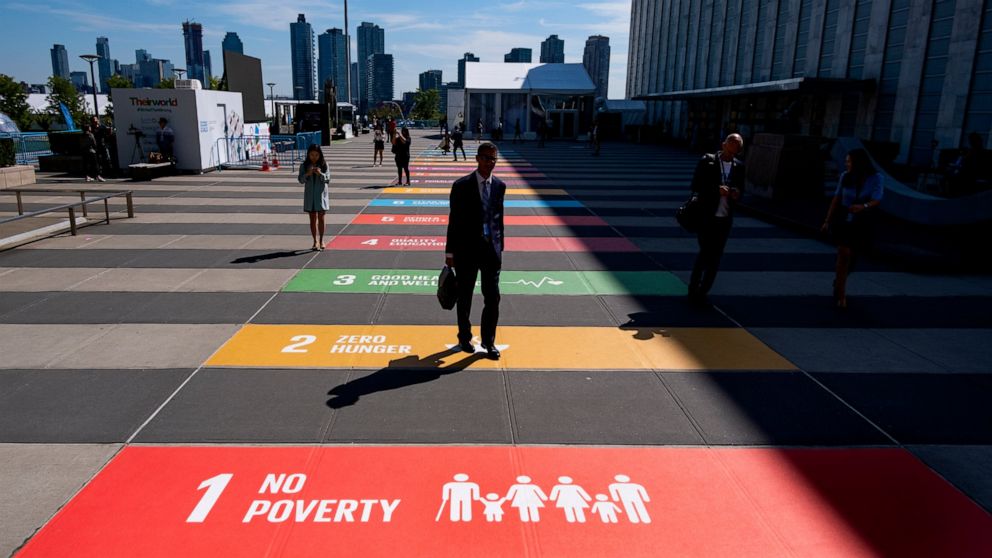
326, 236, 638, 252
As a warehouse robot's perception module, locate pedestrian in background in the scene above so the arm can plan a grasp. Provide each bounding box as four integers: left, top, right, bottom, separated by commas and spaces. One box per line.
513, 118, 522, 144
392, 126, 412, 185
298, 144, 330, 251
687, 133, 745, 305
476, 118, 484, 142
452, 126, 466, 161
82, 124, 106, 182
372, 125, 385, 166
821, 148, 884, 309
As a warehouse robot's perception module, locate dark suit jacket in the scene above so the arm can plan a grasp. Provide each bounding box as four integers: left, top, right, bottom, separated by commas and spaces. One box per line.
690, 152, 745, 219
446, 172, 506, 261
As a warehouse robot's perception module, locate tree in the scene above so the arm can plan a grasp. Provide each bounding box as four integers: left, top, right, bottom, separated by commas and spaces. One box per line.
156, 78, 175, 89
0, 74, 32, 130
31, 109, 53, 131
209, 75, 224, 90
411, 88, 441, 120
46, 76, 87, 129
103, 75, 133, 123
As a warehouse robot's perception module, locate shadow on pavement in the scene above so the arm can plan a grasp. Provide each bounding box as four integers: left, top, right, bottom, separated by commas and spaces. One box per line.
230, 250, 310, 264
326, 348, 485, 409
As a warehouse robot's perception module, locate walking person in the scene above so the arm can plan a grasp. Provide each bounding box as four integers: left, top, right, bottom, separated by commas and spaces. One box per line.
451, 126, 466, 161
513, 118, 522, 144
298, 144, 330, 251
90, 116, 113, 177
821, 148, 883, 308
392, 126, 412, 185
687, 133, 745, 305
445, 142, 505, 359
372, 125, 385, 166
438, 128, 451, 155
590, 122, 601, 156
476, 118, 484, 143
82, 124, 105, 182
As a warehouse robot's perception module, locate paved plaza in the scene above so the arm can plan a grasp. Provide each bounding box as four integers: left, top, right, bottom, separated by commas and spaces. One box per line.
2, 131, 991, 556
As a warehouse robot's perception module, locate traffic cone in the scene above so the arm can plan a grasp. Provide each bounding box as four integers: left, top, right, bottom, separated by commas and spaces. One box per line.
260, 154, 270, 172
272, 152, 280, 168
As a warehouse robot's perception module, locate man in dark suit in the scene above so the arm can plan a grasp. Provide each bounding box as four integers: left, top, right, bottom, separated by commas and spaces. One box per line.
688, 133, 745, 305
445, 142, 506, 359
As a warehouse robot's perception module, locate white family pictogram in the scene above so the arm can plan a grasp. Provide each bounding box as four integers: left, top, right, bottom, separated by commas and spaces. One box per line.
436, 474, 650, 524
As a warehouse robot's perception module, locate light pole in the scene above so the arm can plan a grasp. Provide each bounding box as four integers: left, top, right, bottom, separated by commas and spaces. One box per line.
344, 0, 351, 106
79, 54, 101, 118
173, 68, 186, 80
266, 82, 276, 131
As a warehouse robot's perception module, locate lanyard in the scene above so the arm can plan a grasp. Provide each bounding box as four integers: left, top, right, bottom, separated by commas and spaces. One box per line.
720, 160, 732, 185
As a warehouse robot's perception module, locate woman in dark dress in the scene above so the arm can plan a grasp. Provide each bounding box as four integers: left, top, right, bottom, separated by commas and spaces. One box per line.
392, 126, 412, 185
821, 148, 884, 308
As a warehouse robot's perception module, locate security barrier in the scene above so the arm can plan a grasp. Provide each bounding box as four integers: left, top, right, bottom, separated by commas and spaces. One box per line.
214, 132, 321, 172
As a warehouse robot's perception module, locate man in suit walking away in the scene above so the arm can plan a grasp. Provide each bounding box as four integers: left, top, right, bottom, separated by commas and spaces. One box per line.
445, 142, 506, 359
687, 133, 745, 305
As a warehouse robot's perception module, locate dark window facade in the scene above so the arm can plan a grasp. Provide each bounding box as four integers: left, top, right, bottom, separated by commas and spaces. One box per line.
962, 0, 992, 146
872, 0, 911, 141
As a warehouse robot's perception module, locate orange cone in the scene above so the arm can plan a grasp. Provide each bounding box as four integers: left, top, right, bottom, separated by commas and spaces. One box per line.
272, 152, 280, 168
260, 154, 270, 172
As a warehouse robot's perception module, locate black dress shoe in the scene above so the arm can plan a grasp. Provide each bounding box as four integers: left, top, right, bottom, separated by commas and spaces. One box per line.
482, 345, 500, 360
458, 341, 475, 353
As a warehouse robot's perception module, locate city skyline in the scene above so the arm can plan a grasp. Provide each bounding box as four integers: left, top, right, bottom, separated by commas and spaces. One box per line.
2, 1, 630, 99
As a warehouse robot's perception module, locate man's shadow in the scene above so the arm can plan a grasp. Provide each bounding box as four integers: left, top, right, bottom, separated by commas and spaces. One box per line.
327, 348, 485, 409
618, 312, 674, 341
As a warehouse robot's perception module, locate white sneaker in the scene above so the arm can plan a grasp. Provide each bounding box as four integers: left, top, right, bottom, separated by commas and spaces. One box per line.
97, 176, 106, 182
85, 177, 94, 182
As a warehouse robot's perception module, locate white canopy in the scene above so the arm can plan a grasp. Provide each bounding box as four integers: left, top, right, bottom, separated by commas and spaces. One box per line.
463, 62, 595, 94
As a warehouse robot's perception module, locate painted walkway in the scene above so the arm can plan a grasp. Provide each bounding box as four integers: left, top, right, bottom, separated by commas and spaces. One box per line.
1, 131, 991, 557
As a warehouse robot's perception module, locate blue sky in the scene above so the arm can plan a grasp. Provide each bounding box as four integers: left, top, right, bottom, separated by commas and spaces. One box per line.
2, 0, 632, 99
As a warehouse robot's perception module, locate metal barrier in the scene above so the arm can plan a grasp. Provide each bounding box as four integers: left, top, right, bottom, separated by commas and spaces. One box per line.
0, 188, 135, 236
214, 132, 322, 172
0, 132, 53, 166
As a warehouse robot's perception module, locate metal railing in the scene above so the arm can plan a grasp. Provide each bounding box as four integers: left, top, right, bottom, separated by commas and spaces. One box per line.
1, 188, 135, 236
0, 132, 53, 166
213, 132, 322, 172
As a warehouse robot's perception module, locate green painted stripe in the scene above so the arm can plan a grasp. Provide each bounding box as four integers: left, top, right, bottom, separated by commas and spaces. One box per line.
285, 269, 688, 296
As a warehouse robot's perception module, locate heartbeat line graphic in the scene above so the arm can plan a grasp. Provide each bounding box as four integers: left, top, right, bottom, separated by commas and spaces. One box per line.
503, 277, 565, 288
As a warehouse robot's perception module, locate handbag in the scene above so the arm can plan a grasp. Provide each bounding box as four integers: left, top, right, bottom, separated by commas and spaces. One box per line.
676, 192, 703, 233
437, 266, 458, 310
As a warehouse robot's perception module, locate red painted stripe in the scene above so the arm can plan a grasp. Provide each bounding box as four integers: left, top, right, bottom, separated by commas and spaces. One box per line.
18, 447, 992, 558
351, 215, 608, 227
326, 236, 637, 252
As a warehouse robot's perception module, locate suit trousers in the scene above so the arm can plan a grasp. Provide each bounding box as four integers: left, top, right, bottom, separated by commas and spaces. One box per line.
454, 238, 501, 346
689, 216, 732, 296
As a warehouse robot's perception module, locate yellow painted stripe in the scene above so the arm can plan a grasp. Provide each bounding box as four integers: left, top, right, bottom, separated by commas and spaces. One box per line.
382, 187, 567, 196
206, 324, 796, 371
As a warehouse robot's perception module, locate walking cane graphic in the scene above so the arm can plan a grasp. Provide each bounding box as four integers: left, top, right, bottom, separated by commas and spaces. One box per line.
435, 498, 448, 522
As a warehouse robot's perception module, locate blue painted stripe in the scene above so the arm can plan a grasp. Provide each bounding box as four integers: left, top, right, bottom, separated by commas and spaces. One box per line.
369, 199, 584, 208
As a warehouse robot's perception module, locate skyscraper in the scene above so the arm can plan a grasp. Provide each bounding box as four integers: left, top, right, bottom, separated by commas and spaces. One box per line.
457, 53, 479, 87
504, 48, 532, 63
582, 35, 610, 99
96, 37, 111, 93
318, 28, 348, 102
50, 44, 70, 79
183, 21, 206, 82
290, 14, 316, 100
70, 71, 89, 93
366, 53, 394, 109
540, 35, 565, 63
222, 32, 244, 54
419, 70, 442, 92
357, 22, 385, 111
204, 51, 213, 82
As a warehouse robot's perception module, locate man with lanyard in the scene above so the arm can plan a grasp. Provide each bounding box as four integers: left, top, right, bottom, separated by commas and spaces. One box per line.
445, 142, 506, 359
687, 133, 745, 305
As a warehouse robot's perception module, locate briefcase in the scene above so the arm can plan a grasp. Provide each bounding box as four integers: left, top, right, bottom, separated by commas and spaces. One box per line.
437, 266, 458, 310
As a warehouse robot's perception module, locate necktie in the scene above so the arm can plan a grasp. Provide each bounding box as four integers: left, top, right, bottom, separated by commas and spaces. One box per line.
482, 180, 493, 243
